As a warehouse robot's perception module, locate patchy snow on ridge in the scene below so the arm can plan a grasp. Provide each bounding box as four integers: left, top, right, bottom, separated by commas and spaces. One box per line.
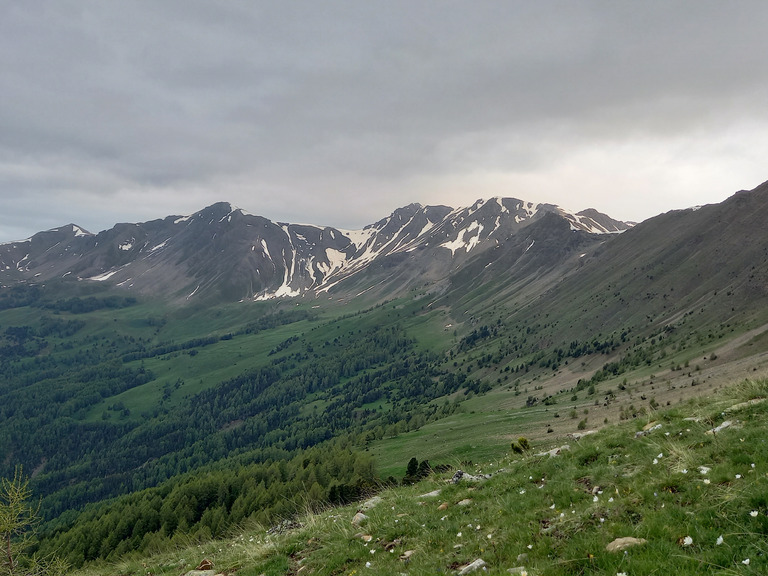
149, 239, 170, 252
441, 221, 484, 256
89, 268, 123, 281
320, 248, 348, 275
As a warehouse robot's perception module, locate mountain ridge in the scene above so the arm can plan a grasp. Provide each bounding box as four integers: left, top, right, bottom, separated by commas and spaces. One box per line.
0, 197, 632, 303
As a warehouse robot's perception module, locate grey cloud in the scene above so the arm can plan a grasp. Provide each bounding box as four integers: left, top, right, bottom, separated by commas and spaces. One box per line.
1, 1, 768, 238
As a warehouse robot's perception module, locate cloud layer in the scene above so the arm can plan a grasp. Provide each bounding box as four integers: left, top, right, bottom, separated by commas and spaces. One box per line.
2, 2, 767, 239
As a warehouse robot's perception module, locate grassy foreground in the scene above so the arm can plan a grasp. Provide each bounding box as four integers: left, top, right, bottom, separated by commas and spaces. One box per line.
73, 379, 768, 576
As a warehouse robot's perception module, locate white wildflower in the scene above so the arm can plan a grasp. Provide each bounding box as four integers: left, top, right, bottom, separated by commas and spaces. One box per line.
365, 561, 372, 568
750, 510, 759, 517
593, 495, 599, 502
457, 532, 462, 537
703, 479, 711, 485
682, 536, 693, 547
653, 458, 659, 465
742, 558, 750, 565
716, 535, 723, 545
736, 474, 741, 479
527, 544, 533, 549
519, 489, 526, 494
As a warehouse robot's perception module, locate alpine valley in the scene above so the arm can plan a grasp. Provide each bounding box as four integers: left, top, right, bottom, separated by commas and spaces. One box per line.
2, 180, 768, 572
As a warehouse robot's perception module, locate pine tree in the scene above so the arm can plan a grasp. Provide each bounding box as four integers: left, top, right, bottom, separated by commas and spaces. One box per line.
0, 468, 67, 576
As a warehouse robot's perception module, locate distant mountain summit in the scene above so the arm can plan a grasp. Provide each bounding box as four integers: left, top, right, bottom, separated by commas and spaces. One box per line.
0, 197, 632, 303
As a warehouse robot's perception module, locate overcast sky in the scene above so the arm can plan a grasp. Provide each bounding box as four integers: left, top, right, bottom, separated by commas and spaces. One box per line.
2, 2, 767, 241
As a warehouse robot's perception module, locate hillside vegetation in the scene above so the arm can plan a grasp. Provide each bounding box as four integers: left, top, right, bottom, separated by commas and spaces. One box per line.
2, 184, 768, 568
70, 378, 768, 576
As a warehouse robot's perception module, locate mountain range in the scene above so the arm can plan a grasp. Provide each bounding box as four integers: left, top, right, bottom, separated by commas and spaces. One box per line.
4, 179, 768, 569
0, 198, 631, 303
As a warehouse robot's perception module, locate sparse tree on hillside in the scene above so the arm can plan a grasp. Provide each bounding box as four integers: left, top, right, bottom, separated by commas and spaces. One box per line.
0, 468, 66, 576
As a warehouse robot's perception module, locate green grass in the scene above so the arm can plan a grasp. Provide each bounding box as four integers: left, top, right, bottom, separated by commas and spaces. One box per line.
70, 379, 768, 576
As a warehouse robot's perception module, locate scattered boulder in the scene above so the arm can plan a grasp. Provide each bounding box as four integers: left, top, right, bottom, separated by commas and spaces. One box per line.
706, 420, 733, 435
635, 423, 662, 438
196, 559, 214, 571
535, 445, 570, 457
351, 512, 369, 526
267, 519, 302, 534
725, 398, 766, 413
457, 498, 473, 506
360, 495, 383, 510
400, 550, 415, 561
420, 489, 442, 498
606, 537, 647, 552
183, 571, 215, 576
383, 538, 402, 551
508, 567, 529, 575
515, 553, 529, 564
567, 430, 596, 441
457, 558, 487, 575
438, 502, 450, 510
450, 470, 491, 484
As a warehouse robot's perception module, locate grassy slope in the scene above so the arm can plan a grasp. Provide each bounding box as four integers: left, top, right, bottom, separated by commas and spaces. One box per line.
73, 378, 768, 576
